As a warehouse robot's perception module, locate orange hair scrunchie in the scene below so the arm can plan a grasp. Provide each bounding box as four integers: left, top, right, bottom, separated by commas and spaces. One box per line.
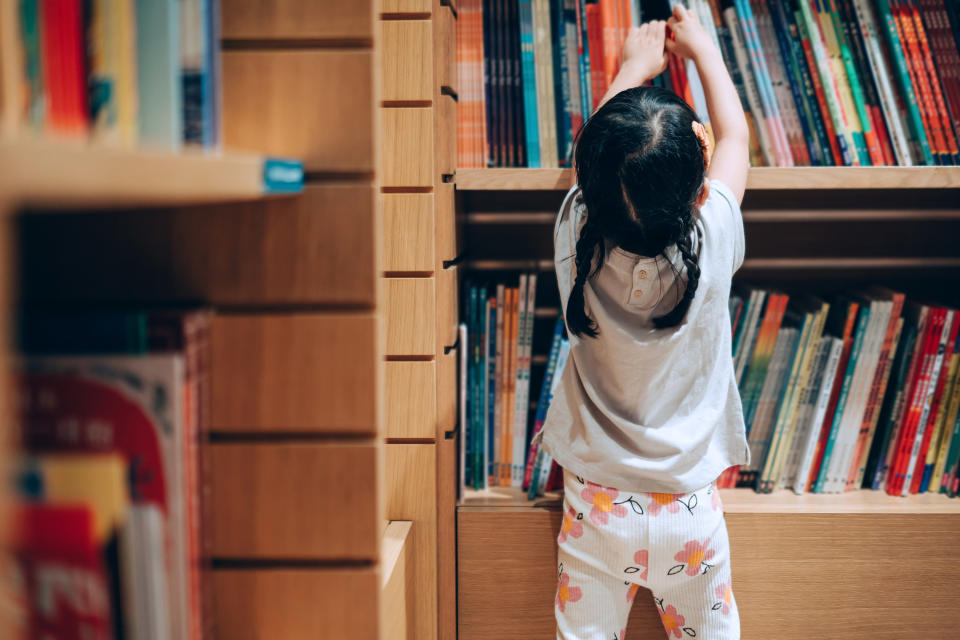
691, 121, 711, 171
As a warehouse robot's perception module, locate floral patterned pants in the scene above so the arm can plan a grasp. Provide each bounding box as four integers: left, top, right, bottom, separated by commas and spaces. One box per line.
555, 470, 740, 639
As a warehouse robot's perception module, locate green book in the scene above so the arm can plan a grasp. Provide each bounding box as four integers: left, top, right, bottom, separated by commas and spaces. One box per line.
872, 0, 934, 164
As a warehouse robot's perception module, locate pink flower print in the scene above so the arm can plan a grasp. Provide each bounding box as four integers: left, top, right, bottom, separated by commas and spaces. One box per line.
673, 538, 716, 576
633, 549, 649, 581
711, 488, 722, 511
555, 572, 582, 612
626, 583, 639, 603
557, 506, 584, 543
580, 482, 628, 526
714, 580, 733, 615
646, 492, 684, 516
659, 604, 687, 639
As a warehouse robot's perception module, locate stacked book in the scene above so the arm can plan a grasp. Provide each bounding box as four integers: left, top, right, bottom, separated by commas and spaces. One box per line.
11, 309, 210, 640
462, 285, 960, 498
456, 0, 960, 168
461, 275, 575, 498
722, 286, 960, 496
0, 0, 221, 150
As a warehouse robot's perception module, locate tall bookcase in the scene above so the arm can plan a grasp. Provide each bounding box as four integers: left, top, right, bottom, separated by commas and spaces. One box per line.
452, 165, 960, 639
380, 1, 459, 640
1, 2, 386, 639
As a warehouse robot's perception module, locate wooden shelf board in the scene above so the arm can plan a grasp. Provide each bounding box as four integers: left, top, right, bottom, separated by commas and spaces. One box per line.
455, 167, 960, 191
464, 257, 960, 272
0, 138, 302, 209
459, 485, 960, 514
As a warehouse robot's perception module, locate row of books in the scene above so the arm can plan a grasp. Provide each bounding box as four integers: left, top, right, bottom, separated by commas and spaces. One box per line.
0, 0, 221, 149
456, 0, 960, 168
726, 287, 960, 497
461, 284, 960, 498
460, 275, 571, 497
11, 309, 209, 640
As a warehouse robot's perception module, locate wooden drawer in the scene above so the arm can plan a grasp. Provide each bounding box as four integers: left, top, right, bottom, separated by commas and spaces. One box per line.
211, 568, 378, 640
458, 507, 960, 639
211, 314, 378, 433
382, 0, 431, 12
384, 277, 436, 356
434, 5, 457, 94
19, 185, 377, 306
382, 108, 434, 188
386, 444, 438, 640
437, 349, 457, 436
386, 360, 437, 439
435, 180, 456, 267
383, 193, 434, 273
223, 51, 374, 172
220, 0, 373, 39
209, 443, 379, 559
382, 20, 433, 102
436, 94, 456, 177
437, 265, 458, 351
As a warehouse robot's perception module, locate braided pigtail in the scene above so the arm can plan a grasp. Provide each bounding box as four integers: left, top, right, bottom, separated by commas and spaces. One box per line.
653, 212, 701, 329
565, 216, 603, 337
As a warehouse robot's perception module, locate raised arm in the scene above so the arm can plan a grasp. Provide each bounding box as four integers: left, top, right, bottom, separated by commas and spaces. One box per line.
666, 5, 750, 203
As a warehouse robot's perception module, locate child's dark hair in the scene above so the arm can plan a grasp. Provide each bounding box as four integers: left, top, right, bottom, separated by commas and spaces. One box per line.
567, 86, 707, 337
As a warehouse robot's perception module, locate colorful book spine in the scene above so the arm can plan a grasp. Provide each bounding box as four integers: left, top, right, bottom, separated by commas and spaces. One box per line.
874, 0, 935, 163
519, 0, 541, 167
524, 317, 566, 494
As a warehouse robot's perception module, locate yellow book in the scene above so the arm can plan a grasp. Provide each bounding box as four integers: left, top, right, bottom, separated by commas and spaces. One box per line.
929, 352, 960, 491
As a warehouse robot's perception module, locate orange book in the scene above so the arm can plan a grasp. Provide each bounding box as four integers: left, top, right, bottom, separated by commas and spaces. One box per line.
599, 0, 619, 89
907, 0, 959, 160
893, 1, 949, 161
500, 288, 518, 485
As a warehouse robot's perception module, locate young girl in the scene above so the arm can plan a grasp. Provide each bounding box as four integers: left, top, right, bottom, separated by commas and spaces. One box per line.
539, 7, 750, 639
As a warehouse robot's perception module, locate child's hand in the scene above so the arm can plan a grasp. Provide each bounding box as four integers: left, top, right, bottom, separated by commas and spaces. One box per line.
665, 5, 713, 61
620, 21, 668, 83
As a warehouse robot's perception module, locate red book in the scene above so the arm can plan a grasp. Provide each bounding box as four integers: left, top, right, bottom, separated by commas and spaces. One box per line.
887, 308, 944, 495
805, 302, 860, 491
599, 0, 618, 90
587, 3, 608, 110
40, 0, 88, 136
893, 0, 951, 161
845, 292, 905, 490
871, 104, 897, 166
908, 0, 960, 159
799, 29, 842, 165
14, 504, 115, 640
927, 0, 960, 157
909, 310, 958, 492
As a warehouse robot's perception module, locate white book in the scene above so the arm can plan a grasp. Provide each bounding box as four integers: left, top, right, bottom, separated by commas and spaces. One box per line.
536, 339, 571, 495
724, 9, 776, 166
850, 0, 913, 165
513, 274, 538, 485
121, 505, 171, 640
782, 336, 832, 489
902, 310, 956, 495
459, 323, 468, 496
793, 337, 845, 493
827, 300, 891, 492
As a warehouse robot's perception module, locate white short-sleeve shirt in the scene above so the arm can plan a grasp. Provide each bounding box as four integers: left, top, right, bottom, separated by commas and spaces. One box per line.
540, 179, 750, 493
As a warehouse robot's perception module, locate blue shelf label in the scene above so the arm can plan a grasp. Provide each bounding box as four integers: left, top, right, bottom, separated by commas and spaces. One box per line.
263, 158, 304, 193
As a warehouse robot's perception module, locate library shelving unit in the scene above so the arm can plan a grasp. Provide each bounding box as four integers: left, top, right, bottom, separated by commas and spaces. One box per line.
2, 2, 388, 639
452, 163, 960, 640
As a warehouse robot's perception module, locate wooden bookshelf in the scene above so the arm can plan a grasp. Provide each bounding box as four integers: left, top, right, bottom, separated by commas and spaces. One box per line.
0, 138, 302, 209
460, 485, 960, 515
455, 166, 960, 190
453, 160, 960, 638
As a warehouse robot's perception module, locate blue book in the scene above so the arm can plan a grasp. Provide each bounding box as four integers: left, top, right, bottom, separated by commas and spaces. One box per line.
204, 0, 222, 148
577, 0, 593, 120
137, 0, 182, 149
465, 285, 477, 487
552, 0, 574, 166
815, 305, 870, 492
518, 0, 541, 167
525, 317, 565, 498
486, 295, 498, 483
768, 0, 822, 164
